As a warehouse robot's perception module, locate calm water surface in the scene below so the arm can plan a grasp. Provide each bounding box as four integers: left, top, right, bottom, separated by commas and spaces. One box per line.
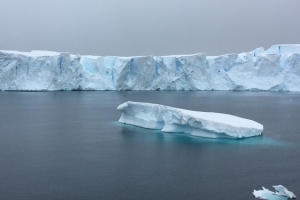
0, 91, 299, 200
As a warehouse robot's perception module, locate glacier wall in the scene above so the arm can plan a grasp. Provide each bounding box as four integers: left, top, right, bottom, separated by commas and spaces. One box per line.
1, 44, 300, 91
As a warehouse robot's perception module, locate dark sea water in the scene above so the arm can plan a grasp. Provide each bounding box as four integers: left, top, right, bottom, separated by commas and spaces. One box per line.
0, 91, 299, 200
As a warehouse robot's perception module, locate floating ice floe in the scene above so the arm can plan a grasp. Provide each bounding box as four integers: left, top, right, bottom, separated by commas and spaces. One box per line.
253, 185, 296, 199
117, 101, 263, 139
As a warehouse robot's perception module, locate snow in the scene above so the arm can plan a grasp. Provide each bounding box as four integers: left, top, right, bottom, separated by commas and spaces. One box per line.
1, 50, 59, 57
0, 44, 300, 91
253, 185, 296, 199
265, 45, 300, 55
29, 50, 60, 57
117, 101, 263, 139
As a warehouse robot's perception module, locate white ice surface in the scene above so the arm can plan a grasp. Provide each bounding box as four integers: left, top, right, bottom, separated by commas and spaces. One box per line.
253, 187, 275, 199
254, 185, 296, 199
1, 50, 59, 57
273, 185, 296, 199
1, 44, 300, 91
117, 101, 263, 139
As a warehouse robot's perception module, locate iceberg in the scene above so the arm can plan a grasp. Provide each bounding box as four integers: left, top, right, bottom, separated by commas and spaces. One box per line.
1, 44, 300, 91
117, 101, 263, 139
253, 185, 296, 199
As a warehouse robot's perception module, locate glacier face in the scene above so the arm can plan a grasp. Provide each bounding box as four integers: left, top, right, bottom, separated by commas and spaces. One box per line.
0, 44, 300, 91
117, 101, 263, 139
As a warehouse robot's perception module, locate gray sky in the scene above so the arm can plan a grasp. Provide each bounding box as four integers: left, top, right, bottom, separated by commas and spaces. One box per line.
0, 0, 299, 56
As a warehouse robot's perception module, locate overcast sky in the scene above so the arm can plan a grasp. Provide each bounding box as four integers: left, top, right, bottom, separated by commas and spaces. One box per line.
0, 0, 299, 56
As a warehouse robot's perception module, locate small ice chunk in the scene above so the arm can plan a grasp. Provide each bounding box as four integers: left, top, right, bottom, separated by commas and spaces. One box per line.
254, 185, 296, 199
253, 187, 275, 199
273, 185, 296, 199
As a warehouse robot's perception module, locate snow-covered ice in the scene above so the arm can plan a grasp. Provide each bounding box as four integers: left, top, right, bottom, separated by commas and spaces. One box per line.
117, 101, 263, 139
253, 185, 296, 199
1, 44, 300, 91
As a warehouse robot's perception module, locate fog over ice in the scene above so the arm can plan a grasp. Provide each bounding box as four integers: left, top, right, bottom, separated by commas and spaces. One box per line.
0, 0, 299, 56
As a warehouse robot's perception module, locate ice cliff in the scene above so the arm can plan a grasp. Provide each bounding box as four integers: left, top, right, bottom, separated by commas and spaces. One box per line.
1, 44, 300, 91
117, 101, 263, 139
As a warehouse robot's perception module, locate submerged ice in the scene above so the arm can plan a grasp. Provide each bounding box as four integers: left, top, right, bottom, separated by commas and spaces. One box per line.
117, 101, 263, 139
1, 44, 300, 91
